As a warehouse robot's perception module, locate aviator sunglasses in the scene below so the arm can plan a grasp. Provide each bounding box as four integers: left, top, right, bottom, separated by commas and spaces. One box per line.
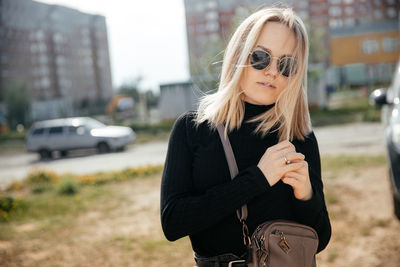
249, 50, 297, 77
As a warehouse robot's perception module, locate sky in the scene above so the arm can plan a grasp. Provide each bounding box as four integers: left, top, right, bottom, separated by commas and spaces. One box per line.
35, 0, 190, 93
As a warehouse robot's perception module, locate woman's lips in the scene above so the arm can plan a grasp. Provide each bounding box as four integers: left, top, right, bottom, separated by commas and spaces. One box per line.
257, 82, 276, 89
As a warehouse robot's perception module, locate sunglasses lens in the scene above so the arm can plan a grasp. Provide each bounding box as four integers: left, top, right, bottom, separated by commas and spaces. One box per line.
250, 50, 270, 70
279, 57, 297, 77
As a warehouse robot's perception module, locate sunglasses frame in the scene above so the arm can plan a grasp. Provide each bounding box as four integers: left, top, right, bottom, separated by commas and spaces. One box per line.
248, 50, 297, 77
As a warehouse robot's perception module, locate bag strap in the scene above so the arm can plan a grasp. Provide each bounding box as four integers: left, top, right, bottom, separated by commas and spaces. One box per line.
217, 124, 253, 250
216, 124, 248, 222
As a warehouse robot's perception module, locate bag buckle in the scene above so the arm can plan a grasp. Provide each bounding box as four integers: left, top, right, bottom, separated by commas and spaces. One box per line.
228, 259, 246, 267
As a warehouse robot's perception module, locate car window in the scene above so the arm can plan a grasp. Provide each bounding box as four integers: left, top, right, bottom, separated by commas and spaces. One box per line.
48, 126, 64, 135
68, 126, 78, 135
32, 128, 45, 135
68, 126, 85, 135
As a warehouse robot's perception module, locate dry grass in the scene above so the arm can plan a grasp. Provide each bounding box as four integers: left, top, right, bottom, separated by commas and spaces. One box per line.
1, 157, 400, 266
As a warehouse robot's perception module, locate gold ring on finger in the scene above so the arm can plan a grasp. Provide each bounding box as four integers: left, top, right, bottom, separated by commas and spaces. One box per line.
284, 156, 291, 165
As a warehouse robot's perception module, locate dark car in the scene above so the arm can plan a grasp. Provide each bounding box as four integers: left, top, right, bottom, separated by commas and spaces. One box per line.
370, 59, 400, 220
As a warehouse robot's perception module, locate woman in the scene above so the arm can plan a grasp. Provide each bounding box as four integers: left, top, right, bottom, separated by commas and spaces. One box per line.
160, 7, 331, 266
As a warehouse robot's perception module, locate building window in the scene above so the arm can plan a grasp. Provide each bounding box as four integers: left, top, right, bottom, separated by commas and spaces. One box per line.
374, 9, 383, 19
36, 30, 44, 40
358, 5, 367, 13
344, 0, 353, 3
329, 18, 343, 28
39, 42, 46, 52
53, 32, 63, 43
1, 54, 7, 64
296, 1, 308, 8
2, 69, 8, 78
188, 25, 195, 35
197, 24, 205, 33
362, 39, 379, 54
41, 77, 50, 88
297, 10, 309, 19
344, 18, 355, 26
196, 2, 204, 12
374, 0, 381, 5
386, 0, 395, 4
206, 22, 219, 32
387, 7, 397, 18
345, 6, 354, 15
39, 54, 48, 64
382, 37, 398, 52
207, 1, 217, 9
210, 33, 219, 42
329, 0, 341, 4
206, 11, 218, 21
329, 6, 342, 16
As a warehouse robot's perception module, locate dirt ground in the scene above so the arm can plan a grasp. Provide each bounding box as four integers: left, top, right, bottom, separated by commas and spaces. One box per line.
1, 163, 400, 266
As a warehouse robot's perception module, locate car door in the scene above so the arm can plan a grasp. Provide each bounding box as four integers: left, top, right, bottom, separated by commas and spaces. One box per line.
389, 65, 400, 181
66, 125, 94, 149
47, 126, 66, 151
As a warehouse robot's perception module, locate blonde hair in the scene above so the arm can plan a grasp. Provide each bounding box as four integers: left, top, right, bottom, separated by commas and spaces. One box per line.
193, 7, 311, 142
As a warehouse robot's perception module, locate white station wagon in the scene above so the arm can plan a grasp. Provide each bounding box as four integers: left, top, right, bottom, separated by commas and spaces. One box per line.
26, 117, 136, 159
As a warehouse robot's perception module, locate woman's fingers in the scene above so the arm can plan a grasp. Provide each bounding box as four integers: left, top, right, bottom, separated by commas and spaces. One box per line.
268, 140, 295, 153
282, 161, 305, 173
271, 147, 295, 160
282, 171, 306, 183
281, 169, 313, 201
281, 177, 298, 187
281, 152, 305, 163
258, 140, 305, 187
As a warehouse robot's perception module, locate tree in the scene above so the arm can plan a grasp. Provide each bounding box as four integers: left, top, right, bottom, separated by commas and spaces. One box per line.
144, 90, 159, 109
4, 82, 31, 129
117, 76, 142, 103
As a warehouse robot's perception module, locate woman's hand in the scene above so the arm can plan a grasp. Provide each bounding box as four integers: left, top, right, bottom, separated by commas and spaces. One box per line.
281, 159, 313, 201
257, 140, 305, 186
257, 140, 313, 201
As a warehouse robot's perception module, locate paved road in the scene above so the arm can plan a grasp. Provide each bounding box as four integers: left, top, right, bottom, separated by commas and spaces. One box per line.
314, 122, 385, 156
0, 141, 168, 190
0, 122, 386, 189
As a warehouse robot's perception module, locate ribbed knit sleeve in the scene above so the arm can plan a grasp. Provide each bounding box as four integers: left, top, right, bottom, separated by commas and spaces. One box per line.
292, 131, 332, 253
160, 112, 271, 241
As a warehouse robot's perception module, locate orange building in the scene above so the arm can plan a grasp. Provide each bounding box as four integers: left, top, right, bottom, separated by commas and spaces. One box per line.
328, 20, 399, 86
330, 20, 399, 66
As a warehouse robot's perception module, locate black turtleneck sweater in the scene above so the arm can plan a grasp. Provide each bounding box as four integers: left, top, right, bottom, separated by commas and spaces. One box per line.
160, 101, 331, 257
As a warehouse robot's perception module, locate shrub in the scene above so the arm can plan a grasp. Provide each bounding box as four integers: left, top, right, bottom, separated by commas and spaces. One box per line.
26, 168, 59, 185
56, 178, 80, 195
0, 195, 26, 221
31, 183, 53, 194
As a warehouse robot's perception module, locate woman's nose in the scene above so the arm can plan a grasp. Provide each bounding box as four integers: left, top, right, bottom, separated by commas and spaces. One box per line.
264, 58, 279, 77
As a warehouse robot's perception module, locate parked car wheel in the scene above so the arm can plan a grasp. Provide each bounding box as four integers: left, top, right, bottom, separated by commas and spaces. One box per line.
39, 149, 52, 160
116, 146, 125, 152
97, 142, 110, 154
60, 150, 68, 157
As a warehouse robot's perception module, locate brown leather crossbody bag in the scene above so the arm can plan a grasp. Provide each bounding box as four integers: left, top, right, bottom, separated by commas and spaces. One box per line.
216, 124, 319, 267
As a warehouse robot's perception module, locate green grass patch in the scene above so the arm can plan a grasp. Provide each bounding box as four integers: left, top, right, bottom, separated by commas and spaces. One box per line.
325, 190, 340, 205
310, 96, 381, 126
2, 185, 106, 223
0, 131, 25, 142
0, 164, 163, 227
135, 131, 170, 144
321, 155, 387, 172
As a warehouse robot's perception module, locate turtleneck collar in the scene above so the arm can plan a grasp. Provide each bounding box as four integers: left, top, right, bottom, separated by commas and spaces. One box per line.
243, 101, 275, 120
